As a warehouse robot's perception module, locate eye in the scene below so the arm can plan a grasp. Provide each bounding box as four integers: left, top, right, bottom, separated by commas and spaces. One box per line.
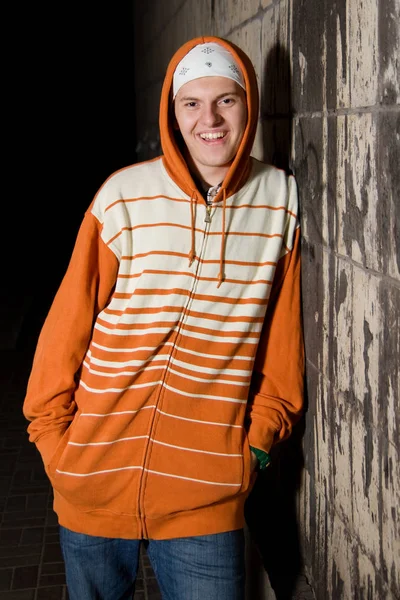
219, 97, 235, 106
185, 101, 198, 108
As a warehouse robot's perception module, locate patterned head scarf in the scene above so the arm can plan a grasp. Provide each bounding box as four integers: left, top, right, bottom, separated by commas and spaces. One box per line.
172, 42, 246, 99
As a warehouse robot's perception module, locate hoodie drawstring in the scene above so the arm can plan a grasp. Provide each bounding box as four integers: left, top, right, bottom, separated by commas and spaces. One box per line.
188, 187, 227, 287
188, 190, 197, 267
217, 187, 227, 288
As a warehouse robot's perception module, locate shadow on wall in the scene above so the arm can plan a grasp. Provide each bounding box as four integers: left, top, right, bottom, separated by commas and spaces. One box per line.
259, 43, 293, 174
244, 43, 309, 600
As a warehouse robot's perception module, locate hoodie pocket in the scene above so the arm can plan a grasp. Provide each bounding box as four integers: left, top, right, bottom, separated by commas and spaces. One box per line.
46, 416, 143, 514
142, 427, 253, 519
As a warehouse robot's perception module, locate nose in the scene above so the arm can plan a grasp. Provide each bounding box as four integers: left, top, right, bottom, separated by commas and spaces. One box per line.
201, 103, 222, 127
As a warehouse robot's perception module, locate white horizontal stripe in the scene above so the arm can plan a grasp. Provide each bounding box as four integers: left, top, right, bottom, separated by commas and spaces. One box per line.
94, 322, 179, 336
82, 360, 163, 378
87, 353, 171, 368
107, 297, 264, 316
80, 369, 247, 397
145, 469, 240, 487
80, 406, 156, 417
166, 366, 248, 387
91, 340, 253, 365
79, 407, 241, 428
157, 408, 242, 428
85, 355, 250, 379
119, 255, 188, 273
67, 434, 242, 458
190, 302, 266, 318
110, 282, 270, 302
94, 322, 258, 344
116, 261, 275, 281
181, 329, 259, 345
69, 436, 148, 447
170, 357, 252, 377
82, 362, 248, 388
79, 380, 162, 394
56, 466, 143, 477
92, 341, 174, 353
151, 439, 242, 457
163, 382, 247, 404
173, 343, 254, 363
101, 312, 181, 326
184, 316, 263, 334
99, 309, 264, 331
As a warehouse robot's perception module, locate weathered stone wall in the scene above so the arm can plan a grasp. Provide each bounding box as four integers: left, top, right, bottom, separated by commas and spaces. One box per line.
133, 1, 400, 599
292, 1, 399, 598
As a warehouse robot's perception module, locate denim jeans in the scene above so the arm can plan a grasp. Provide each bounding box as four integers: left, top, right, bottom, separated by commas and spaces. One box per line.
59, 526, 245, 600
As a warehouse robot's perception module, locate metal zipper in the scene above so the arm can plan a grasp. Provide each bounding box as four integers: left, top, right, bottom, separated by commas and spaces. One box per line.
138, 193, 214, 536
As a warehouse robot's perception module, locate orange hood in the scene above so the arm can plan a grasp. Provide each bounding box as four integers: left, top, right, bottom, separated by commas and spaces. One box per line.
159, 36, 259, 199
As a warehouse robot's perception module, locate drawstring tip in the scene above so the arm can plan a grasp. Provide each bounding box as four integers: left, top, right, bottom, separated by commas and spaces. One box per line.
217, 273, 224, 288
188, 251, 195, 267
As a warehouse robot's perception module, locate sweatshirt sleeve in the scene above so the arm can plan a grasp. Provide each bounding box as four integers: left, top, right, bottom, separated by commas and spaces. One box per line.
246, 182, 305, 454
23, 208, 119, 467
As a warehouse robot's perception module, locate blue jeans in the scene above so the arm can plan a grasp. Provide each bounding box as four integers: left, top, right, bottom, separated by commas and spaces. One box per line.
59, 526, 245, 599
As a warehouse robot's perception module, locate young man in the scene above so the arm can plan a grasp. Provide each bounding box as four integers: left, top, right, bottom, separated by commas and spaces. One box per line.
23, 36, 304, 599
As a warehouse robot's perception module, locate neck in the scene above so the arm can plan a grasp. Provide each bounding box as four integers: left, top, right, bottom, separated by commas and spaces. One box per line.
192, 175, 221, 198
184, 153, 230, 189
197, 173, 224, 193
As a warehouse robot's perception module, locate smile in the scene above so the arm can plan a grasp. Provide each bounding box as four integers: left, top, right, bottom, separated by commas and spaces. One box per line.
199, 132, 226, 140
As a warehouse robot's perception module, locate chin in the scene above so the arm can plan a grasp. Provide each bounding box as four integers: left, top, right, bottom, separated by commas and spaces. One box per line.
201, 151, 235, 166
207, 159, 234, 169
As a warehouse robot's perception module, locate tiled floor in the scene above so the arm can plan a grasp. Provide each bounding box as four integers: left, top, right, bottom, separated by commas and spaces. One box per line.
0, 314, 162, 600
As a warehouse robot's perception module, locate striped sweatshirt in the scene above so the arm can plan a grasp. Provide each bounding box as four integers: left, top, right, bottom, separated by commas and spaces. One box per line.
23, 36, 304, 540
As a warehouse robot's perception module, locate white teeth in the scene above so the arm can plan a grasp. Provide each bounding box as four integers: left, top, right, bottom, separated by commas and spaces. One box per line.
200, 132, 225, 140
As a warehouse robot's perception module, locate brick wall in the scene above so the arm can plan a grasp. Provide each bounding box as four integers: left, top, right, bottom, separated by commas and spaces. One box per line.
132, 1, 400, 598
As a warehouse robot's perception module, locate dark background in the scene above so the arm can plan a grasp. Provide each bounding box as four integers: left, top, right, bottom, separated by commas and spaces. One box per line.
5, 2, 137, 334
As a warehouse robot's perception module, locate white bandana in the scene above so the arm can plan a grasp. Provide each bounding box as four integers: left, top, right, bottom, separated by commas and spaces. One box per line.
173, 42, 246, 99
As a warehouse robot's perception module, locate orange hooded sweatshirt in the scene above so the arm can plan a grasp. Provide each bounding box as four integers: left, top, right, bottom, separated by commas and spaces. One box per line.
23, 36, 304, 540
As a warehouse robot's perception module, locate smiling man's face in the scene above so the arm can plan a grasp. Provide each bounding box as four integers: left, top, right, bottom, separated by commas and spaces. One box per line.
174, 76, 247, 186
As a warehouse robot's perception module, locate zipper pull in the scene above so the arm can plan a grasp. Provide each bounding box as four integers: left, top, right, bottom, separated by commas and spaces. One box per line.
204, 205, 212, 223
